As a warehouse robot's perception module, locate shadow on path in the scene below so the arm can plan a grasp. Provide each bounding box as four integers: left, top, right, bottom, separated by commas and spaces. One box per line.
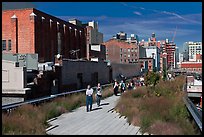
100, 102, 109, 106
91, 107, 103, 111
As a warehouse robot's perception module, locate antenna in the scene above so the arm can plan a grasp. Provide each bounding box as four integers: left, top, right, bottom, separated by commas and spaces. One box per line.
69, 49, 80, 59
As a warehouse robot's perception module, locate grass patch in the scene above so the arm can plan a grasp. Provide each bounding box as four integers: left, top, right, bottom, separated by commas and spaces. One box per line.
2, 84, 114, 135
115, 76, 198, 135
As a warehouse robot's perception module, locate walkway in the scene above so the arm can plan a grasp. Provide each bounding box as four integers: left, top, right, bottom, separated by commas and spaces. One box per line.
46, 94, 145, 135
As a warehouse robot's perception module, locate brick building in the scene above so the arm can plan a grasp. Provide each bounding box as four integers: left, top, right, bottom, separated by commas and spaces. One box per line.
139, 58, 154, 72
180, 62, 202, 74
103, 39, 139, 64
2, 8, 87, 63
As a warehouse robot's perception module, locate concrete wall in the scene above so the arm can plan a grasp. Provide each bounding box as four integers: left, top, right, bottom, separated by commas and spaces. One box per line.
111, 63, 141, 80
2, 60, 27, 92
61, 60, 110, 91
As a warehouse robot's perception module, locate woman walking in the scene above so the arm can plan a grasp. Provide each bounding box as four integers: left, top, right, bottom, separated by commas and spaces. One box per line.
96, 83, 102, 107
113, 80, 119, 96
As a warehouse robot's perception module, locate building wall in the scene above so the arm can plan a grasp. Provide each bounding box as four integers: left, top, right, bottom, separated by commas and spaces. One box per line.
111, 63, 141, 80
139, 58, 154, 72
188, 42, 202, 61
2, 9, 35, 54
180, 62, 202, 73
104, 39, 139, 64
2, 8, 87, 63
2, 60, 27, 91
61, 60, 110, 91
166, 43, 176, 69
89, 44, 106, 61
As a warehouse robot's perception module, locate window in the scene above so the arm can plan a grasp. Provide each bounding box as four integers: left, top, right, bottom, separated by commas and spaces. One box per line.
124, 59, 126, 62
128, 54, 130, 58
128, 48, 130, 52
2, 40, 6, 51
124, 54, 126, 58
8, 40, 11, 51
120, 59, 123, 63
120, 54, 122, 57
120, 48, 122, 52
124, 49, 126, 52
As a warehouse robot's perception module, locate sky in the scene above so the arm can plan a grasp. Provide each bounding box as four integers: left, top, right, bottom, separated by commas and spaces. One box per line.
3, 2, 202, 52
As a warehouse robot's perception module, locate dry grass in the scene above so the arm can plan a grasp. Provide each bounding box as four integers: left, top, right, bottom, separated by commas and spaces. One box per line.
147, 120, 183, 135
2, 104, 46, 135
2, 84, 114, 135
115, 76, 198, 135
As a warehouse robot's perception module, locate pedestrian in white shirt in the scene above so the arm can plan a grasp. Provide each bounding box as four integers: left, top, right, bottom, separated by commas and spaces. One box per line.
86, 84, 93, 112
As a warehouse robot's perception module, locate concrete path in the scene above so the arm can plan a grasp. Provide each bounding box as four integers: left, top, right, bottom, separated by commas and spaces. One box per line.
46, 94, 145, 135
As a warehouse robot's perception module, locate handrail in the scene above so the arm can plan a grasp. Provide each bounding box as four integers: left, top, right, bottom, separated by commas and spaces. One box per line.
2, 83, 113, 111
183, 96, 202, 132
182, 83, 202, 132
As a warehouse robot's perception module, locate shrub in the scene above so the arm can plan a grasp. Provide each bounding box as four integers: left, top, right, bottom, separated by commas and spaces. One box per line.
115, 75, 198, 135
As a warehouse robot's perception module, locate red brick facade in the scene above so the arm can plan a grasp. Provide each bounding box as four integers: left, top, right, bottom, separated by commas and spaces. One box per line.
2, 8, 87, 62
103, 39, 139, 64
180, 62, 202, 73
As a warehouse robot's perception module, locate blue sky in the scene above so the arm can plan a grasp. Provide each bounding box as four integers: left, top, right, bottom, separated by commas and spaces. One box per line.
3, 2, 202, 52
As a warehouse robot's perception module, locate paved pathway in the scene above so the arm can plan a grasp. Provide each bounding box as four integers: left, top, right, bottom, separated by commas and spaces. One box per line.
46, 94, 145, 135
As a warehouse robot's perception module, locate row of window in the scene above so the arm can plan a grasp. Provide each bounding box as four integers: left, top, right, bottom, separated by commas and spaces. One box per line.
183, 68, 201, 71
2, 40, 12, 51
120, 59, 137, 63
120, 48, 137, 52
120, 54, 137, 58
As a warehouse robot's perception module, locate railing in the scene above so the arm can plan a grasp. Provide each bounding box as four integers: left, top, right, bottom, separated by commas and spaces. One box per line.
2, 83, 113, 111
183, 83, 202, 132
183, 96, 202, 132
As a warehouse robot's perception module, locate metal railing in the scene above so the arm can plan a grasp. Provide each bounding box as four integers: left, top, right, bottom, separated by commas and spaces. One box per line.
183, 83, 202, 132
2, 83, 113, 111
183, 96, 202, 132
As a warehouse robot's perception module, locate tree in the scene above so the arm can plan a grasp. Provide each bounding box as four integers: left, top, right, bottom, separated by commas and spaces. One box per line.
163, 67, 167, 81
144, 71, 160, 87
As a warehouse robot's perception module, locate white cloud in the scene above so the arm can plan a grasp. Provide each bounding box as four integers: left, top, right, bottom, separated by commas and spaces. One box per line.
133, 11, 142, 16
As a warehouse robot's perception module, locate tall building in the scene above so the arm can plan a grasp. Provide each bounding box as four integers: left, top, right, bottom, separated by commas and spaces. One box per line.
188, 42, 202, 61
81, 21, 104, 61
165, 41, 176, 70
2, 8, 87, 63
103, 39, 139, 64
175, 46, 179, 68
182, 41, 202, 62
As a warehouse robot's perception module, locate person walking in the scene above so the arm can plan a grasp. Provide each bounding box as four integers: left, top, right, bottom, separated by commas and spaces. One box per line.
113, 80, 119, 96
96, 83, 102, 107
120, 80, 126, 94
86, 84, 93, 112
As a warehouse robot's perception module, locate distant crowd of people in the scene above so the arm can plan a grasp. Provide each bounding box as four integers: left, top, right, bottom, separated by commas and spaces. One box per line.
113, 77, 144, 96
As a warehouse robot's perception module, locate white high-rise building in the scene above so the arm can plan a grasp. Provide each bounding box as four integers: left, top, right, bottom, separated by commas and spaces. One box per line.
185, 41, 202, 61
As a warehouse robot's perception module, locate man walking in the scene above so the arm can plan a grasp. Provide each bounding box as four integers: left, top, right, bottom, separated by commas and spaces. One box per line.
86, 84, 93, 112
